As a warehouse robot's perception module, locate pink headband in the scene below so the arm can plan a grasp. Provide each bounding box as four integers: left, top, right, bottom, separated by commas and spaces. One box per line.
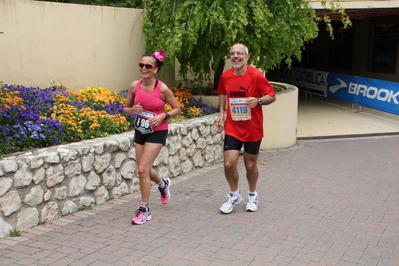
153, 50, 166, 62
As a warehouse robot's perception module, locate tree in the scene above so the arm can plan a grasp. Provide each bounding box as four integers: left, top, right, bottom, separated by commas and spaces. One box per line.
142, 0, 350, 89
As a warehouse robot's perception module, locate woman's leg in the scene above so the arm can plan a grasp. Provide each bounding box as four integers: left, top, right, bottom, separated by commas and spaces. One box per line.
135, 142, 164, 203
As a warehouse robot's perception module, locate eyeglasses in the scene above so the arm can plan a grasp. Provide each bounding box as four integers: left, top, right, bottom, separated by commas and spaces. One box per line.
138, 63, 157, 69
230, 51, 246, 56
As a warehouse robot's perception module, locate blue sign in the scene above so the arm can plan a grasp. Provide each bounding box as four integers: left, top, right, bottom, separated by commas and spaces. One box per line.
327, 72, 399, 115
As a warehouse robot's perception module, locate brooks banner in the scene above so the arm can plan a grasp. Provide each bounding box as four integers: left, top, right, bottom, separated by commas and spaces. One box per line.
327, 73, 399, 115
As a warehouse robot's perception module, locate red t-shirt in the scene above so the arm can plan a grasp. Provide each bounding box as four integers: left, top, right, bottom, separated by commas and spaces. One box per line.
218, 66, 275, 142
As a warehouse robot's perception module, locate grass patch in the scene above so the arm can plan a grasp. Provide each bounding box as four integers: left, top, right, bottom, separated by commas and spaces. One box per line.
9, 230, 21, 237
80, 202, 95, 210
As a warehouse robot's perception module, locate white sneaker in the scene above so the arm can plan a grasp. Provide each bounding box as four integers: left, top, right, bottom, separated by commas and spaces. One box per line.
220, 193, 243, 214
245, 194, 258, 212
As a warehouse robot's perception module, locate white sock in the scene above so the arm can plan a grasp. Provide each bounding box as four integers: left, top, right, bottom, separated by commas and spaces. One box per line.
230, 190, 240, 197
249, 191, 257, 197
158, 179, 165, 189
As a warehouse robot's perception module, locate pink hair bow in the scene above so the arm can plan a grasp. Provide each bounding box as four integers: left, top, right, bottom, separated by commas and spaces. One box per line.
153, 50, 167, 62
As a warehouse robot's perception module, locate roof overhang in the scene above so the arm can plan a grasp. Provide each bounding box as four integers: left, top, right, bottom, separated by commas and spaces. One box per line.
309, 1, 399, 9
310, 1, 399, 20
316, 8, 399, 20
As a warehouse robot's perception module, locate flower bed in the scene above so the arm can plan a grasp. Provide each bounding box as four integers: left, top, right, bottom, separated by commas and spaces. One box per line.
0, 84, 218, 157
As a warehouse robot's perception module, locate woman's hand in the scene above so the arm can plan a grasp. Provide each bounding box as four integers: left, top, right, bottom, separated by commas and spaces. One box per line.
149, 113, 165, 127
124, 103, 143, 115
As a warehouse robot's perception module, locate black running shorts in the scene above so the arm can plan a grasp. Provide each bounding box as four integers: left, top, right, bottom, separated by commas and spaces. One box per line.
134, 129, 168, 145
223, 134, 262, 155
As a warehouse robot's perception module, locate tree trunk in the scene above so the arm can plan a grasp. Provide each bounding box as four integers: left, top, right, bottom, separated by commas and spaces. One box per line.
213, 58, 225, 92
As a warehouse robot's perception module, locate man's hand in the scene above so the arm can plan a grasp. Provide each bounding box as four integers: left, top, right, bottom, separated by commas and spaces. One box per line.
246, 97, 259, 108
216, 114, 224, 131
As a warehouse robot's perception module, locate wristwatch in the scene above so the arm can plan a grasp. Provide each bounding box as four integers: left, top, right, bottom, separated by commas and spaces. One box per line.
257, 98, 262, 106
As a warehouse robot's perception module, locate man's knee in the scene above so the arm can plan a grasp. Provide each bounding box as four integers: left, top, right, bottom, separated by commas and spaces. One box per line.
224, 160, 237, 171
244, 155, 258, 171
245, 162, 258, 173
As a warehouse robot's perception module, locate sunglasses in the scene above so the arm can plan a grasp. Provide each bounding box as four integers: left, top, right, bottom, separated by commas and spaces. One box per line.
138, 63, 157, 69
230, 51, 246, 56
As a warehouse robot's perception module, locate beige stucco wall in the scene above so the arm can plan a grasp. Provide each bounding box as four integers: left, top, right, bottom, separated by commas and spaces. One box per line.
191, 83, 299, 150
261, 83, 298, 150
0, 0, 174, 92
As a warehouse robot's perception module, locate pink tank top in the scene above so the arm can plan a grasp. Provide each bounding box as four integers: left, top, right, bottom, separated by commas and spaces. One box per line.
134, 79, 168, 131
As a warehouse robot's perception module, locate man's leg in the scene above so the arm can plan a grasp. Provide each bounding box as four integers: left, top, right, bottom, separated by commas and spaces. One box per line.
220, 149, 243, 213
243, 142, 260, 212
243, 152, 259, 192
223, 149, 240, 191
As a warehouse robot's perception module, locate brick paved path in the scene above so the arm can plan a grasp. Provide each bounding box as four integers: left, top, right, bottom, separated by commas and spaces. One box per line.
1, 135, 399, 265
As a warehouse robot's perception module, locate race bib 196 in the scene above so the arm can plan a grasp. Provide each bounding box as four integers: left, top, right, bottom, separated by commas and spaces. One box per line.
135, 110, 156, 134
229, 98, 251, 121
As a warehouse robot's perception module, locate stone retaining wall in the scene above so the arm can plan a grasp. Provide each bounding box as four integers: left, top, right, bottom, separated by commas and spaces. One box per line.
0, 114, 223, 238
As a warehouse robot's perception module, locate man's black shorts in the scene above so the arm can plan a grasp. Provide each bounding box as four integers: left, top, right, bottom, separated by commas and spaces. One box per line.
223, 134, 262, 155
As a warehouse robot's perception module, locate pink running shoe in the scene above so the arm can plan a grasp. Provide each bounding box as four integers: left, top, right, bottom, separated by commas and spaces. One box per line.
158, 178, 171, 204
132, 207, 152, 225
